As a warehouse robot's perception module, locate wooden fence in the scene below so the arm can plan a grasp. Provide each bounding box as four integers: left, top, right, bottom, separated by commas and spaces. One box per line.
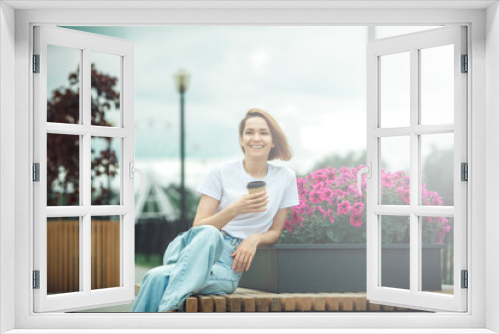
47, 219, 120, 294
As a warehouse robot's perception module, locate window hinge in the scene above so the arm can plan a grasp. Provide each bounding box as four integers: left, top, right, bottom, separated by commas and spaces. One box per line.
33, 55, 40, 73
461, 162, 468, 181
33, 54, 40, 73
461, 270, 468, 289
461, 54, 468, 73
33, 270, 40, 289
33, 163, 40, 182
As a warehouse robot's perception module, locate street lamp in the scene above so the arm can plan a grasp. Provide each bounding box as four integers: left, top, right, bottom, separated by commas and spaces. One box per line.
174, 69, 190, 226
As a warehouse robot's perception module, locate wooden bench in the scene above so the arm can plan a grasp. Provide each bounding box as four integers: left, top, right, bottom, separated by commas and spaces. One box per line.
184, 288, 413, 312
135, 284, 421, 312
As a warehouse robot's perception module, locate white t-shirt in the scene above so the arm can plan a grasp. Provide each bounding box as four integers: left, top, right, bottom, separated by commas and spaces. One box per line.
196, 159, 299, 240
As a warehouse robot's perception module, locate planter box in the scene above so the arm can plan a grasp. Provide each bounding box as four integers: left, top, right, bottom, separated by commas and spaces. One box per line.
239, 244, 443, 293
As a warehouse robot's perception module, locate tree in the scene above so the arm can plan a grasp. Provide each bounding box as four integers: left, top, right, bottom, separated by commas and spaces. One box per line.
47, 65, 120, 207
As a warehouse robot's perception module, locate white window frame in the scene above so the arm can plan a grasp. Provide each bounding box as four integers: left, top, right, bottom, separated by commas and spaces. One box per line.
1, 2, 499, 334
33, 26, 136, 312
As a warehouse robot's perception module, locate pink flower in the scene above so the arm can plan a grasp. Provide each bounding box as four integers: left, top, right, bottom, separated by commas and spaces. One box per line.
325, 169, 337, 182
437, 217, 448, 224
309, 190, 323, 204
340, 167, 353, 179
421, 183, 428, 198
351, 201, 364, 215
313, 170, 327, 183
313, 182, 324, 191
401, 189, 410, 204
350, 213, 363, 227
337, 200, 351, 215
336, 189, 347, 198
431, 195, 443, 206
348, 185, 358, 195
284, 220, 293, 232
321, 188, 334, 202
436, 232, 445, 244
328, 209, 335, 223
382, 173, 394, 188
297, 178, 306, 192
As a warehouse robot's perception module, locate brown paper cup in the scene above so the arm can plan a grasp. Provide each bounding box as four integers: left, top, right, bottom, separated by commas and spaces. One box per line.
247, 181, 267, 194
248, 186, 266, 194
247, 181, 267, 209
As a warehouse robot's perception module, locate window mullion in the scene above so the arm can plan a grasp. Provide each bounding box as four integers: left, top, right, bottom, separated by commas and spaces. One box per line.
410, 47, 420, 294
82, 47, 92, 294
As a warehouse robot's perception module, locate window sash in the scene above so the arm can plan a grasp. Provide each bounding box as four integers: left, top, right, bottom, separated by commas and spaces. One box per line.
366, 26, 468, 312
33, 25, 136, 312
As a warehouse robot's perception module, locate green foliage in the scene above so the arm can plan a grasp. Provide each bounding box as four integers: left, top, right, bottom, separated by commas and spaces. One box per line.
310, 150, 366, 174
135, 253, 162, 268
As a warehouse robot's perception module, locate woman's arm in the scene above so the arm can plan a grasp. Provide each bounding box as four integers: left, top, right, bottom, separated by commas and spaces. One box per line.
250, 207, 290, 246
192, 192, 268, 230
231, 207, 290, 273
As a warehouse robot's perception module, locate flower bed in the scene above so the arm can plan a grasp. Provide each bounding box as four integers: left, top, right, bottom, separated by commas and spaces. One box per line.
279, 166, 451, 245
238, 166, 451, 293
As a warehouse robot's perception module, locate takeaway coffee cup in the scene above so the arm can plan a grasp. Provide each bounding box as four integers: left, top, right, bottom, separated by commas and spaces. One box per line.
247, 181, 267, 210
246, 181, 267, 194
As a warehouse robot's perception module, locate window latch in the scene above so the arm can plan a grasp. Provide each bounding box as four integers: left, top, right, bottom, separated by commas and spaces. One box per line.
356, 162, 371, 195
129, 161, 145, 195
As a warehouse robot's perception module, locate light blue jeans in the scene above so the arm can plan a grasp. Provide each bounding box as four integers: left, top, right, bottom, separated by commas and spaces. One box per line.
132, 225, 244, 312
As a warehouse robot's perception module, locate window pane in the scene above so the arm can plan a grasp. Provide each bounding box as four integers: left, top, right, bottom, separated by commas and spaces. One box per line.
380, 215, 410, 290
47, 217, 80, 294
420, 45, 454, 125
380, 52, 410, 128
421, 133, 454, 206
380, 136, 410, 205
91, 52, 121, 127
91, 137, 121, 205
47, 134, 80, 206
421, 216, 454, 295
47, 44, 80, 124
92, 216, 121, 290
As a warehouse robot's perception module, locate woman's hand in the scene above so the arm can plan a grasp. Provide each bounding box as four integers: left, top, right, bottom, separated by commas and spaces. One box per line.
229, 191, 268, 215
231, 234, 260, 273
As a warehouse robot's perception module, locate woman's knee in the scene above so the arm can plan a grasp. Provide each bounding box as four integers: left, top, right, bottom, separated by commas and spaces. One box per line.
192, 225, 221, 241
143, 266, 169, 282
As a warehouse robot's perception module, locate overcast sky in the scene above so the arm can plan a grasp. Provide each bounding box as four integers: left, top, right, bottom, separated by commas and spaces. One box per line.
49, 25, 438, 188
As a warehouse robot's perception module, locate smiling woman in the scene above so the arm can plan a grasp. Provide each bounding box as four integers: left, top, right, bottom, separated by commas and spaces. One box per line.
132, 108, 299, 312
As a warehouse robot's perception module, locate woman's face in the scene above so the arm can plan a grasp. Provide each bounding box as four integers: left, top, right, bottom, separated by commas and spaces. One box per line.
240, 117, 275, 159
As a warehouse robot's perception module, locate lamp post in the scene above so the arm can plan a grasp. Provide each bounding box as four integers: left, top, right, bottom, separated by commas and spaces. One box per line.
174, 69, 190, 226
